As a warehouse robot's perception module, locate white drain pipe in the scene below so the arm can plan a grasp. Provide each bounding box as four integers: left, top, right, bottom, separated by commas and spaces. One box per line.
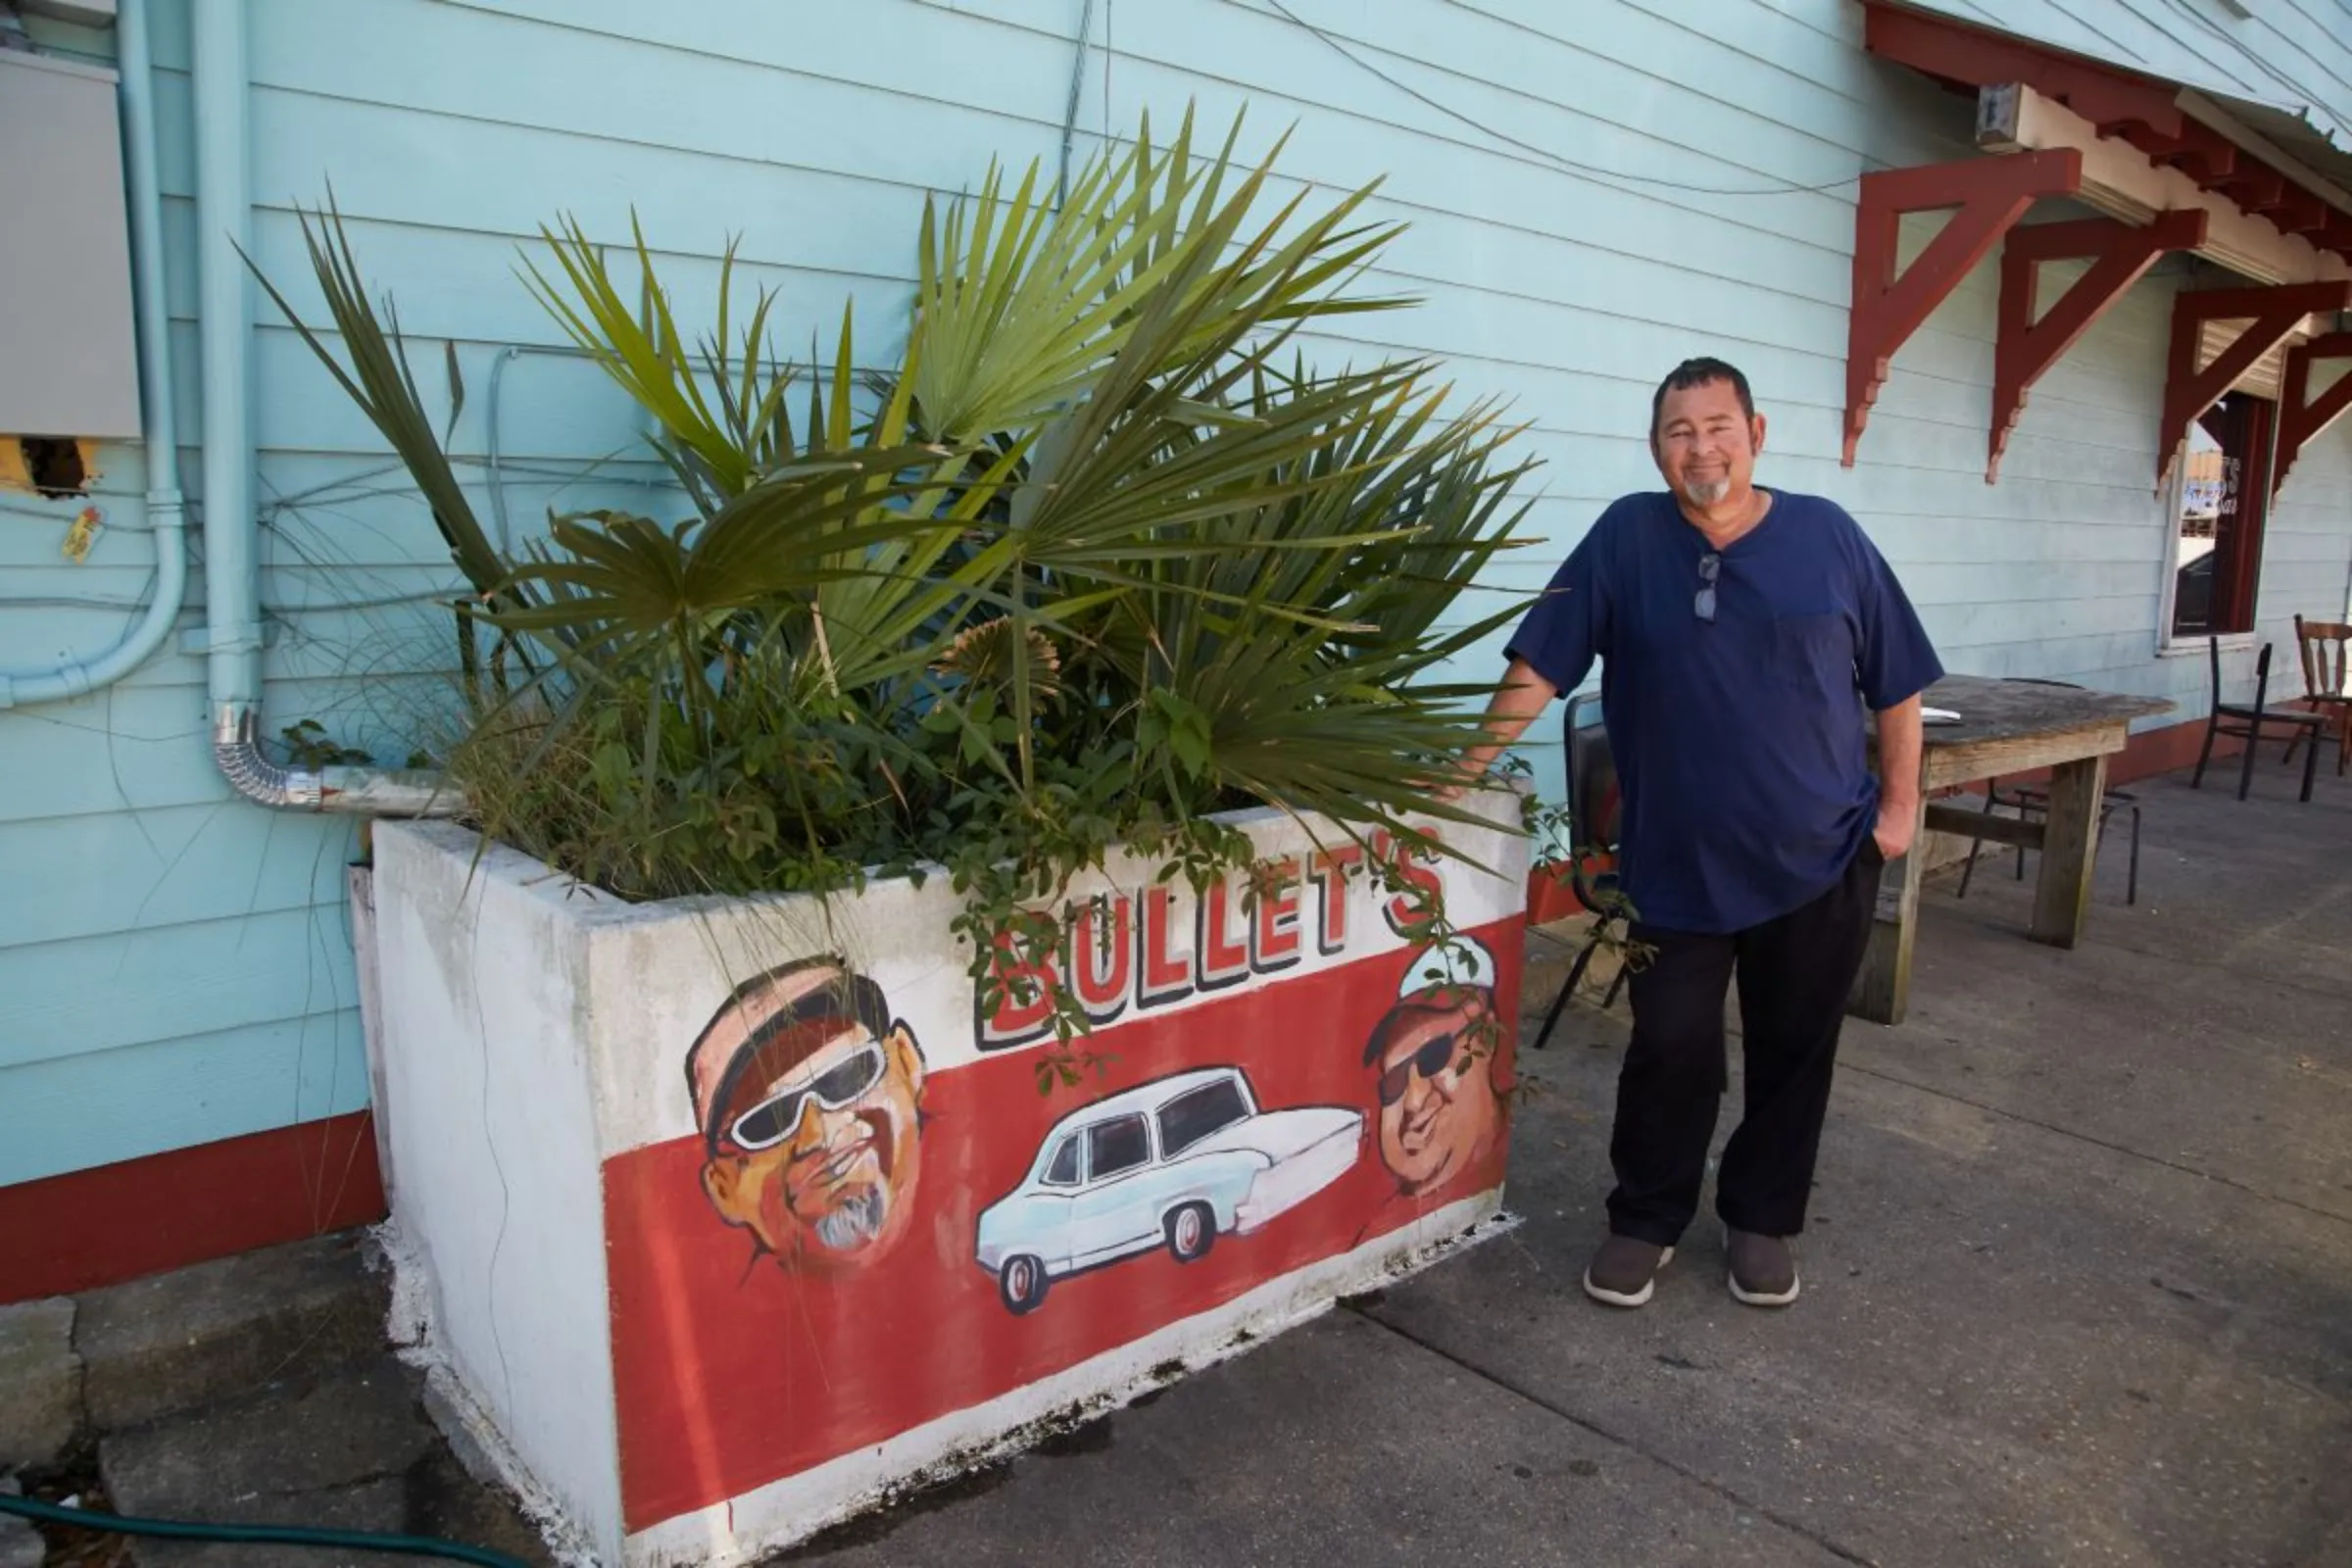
191, 0, 459, 816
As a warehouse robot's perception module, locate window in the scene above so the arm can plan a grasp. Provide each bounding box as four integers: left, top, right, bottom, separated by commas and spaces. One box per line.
1043, 1136, 1081, 1187
2167, 392, 2275, 643
1086, 1114, 1152, 1180
1156, 1079, 1250, 1158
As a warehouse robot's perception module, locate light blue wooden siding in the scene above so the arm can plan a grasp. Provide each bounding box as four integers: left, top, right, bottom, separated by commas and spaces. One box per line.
3, 0, 2348, 1186
2, 5, 362, 1188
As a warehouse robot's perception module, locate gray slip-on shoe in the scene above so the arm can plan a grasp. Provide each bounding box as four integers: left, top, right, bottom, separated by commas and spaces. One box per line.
1725, 1227, 1801, 1307
1583, 1234, 1676, 1308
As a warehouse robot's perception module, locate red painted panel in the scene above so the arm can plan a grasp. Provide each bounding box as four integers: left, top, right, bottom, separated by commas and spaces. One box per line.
0, 1110, 386, 1303
602, 918, 1523, 1533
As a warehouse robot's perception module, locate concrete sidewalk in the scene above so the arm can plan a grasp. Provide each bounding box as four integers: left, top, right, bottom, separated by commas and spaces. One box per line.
783, 764, 2352, 1567
7, 760, 2347, 1567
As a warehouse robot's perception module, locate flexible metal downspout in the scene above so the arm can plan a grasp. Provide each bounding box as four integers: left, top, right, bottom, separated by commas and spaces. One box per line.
0, 0, 187, 709
214, 708, 459, 811
192, 0, 460, 817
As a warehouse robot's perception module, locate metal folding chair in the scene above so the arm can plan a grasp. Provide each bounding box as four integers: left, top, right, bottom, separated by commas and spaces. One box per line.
1956, 778, 2141, 906
1956, 676, 2140, 906
1530, 691, 1631, 1051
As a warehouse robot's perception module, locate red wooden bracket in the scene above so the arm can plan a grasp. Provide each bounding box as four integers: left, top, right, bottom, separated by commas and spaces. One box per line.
2132, 122, 2238, 188
2276, 332, 2352, 498
2214, 166, 2286, 212
1988, 211, 2207, 481
2269, 192, 2330, 235
1845, 149, 2082, 466
2159, 281, 2352, 485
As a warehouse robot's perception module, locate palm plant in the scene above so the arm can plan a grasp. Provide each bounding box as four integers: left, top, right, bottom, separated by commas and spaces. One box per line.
262, 106, 1539, 1054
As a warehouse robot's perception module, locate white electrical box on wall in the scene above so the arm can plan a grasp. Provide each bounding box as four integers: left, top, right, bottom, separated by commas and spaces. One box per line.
0, 49, 141, 441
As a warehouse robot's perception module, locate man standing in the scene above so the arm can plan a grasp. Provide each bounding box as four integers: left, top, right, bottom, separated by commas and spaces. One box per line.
1450, 359, 1942, 1310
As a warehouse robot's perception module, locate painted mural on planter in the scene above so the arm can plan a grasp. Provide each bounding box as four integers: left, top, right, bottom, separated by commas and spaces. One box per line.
974, 1063, 1365, 1317
590, 832, 1520, 1544
684, 958, 930, 1277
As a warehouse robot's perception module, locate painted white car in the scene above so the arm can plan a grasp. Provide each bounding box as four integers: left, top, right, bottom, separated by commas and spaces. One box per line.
973, 1066, 1363, 1315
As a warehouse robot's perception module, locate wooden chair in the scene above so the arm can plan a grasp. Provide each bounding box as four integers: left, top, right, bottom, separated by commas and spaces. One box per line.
2281, 615, 2352, 779
2191, 635, 2325, 803
1529, 691, 1630, 1051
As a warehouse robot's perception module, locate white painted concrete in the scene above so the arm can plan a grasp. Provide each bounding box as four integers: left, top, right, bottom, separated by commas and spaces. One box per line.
369, 826, 630, 1560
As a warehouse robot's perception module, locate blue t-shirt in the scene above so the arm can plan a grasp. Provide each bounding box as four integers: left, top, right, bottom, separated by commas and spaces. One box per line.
1505, 489, 1943, 935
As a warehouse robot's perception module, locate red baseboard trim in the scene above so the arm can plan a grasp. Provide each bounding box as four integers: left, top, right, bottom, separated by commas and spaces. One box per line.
0, 1110, 387, 1304
2109, 711, 2255, 786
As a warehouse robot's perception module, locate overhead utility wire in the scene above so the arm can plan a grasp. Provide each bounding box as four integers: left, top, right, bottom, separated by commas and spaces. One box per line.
1260, 0, 1879, 198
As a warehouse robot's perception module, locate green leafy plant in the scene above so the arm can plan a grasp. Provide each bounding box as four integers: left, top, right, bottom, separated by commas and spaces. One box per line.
260, 107, 1541, 1089
279, 718, 372, 769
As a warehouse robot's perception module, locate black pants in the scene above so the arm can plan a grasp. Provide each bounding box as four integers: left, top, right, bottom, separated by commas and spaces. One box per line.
1605, 843, 1883, 1246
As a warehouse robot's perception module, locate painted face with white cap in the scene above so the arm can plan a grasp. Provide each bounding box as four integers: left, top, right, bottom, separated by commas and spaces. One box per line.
1363, 939, 1505, 1197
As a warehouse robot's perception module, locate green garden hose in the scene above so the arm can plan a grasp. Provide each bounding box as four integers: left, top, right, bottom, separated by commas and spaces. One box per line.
0, 1493, 533, 1568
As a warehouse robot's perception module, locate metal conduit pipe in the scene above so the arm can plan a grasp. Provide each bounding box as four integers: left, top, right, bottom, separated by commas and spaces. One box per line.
0, 0, 187, 710
191, 0, 463, 817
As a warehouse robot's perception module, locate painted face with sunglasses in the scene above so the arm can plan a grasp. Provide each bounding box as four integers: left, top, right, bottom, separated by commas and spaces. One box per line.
1363, 985, 1502, 1198
686, 959, 927, 1275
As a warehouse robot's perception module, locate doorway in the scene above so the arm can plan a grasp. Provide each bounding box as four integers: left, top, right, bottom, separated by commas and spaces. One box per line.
2170, 391, 2276, 640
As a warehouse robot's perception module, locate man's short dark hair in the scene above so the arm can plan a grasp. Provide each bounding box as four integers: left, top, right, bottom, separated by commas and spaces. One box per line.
1650, 358, 1755, 438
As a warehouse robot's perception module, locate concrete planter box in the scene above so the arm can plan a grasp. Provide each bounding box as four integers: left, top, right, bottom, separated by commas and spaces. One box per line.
363, 798, 1527, 1565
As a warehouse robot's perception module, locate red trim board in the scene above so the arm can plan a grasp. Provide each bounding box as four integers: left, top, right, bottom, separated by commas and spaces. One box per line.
0, 1110, 387, 1304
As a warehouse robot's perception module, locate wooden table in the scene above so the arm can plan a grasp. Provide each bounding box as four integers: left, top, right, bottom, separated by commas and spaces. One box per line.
1850, 674, 2173, 1026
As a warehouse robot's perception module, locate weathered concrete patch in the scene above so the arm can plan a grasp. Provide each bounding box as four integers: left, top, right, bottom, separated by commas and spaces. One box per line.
75, 1234, 386, 1434
0, 1471, 48, 1568
99, 1355, 551, 1568
779, 1304, 1850, 1567
0, 1297, 80, 1468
